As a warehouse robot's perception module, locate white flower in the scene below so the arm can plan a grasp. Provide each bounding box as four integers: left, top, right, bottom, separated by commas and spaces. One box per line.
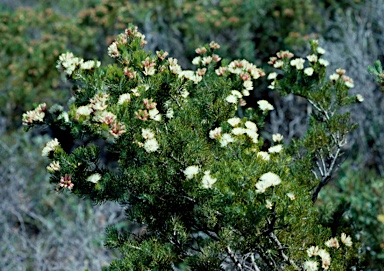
42, 138, 60, 157
268, 81, 275, 89
118, 93, 131, 104
58, 112, 70, 123
243, 80, 253, 91
265, 199, 273, 209
356, 94, 364, 102
87, 173, 101, 184
260, 172, 282, 186
227, 117, 241, 127
268, 144, 283, 153
245, 129, 258, 143
80, 60, 100, 70
341, 233, 353, 247
307, 246, 319, 257
318, 58, 329, 66
183, 166, 200, 179
166, 108, 174, 119
307, 54, 318, 63
257, 100, 274, 112
225, 95, 238, 104
329, 73, 340, 81
325, 237, 340, 248
273, 60, 284, 68
256, 172, 282, 193
290, 58, 305, 70
180, 89, 189, 98
220, 133, 234, 147
267, 72, 277, 80
142, 128, 155, 139
144, 138, 159, 153
231, 90, 243, 98
209, 127, 222, 139
245, 121, 257, 132
318, 249, 331, 270
202, 170, 217, 188
107, 42, 119, 58
304, 67, 314, 76
303, 260, 318, 271
286, 192, 295, 200
192, 56, 201, 65
46, 161, 60, 172
257, 151, 270, 161
317, 47, 326, 54
93, 111, 116, 125
272, 133, 283, 142
242, 89, 250, 96
76, 105, 92, 117
149, 108, 161, 121
232, 127, 246, 135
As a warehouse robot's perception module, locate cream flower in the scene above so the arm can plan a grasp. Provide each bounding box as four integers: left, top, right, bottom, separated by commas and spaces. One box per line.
303, 260, 318, 271
46, 161, 60, 172
245, 121, 257, 131
260, 172, 282, 186
307, 54, 318, 63
317, 47, 326, 54
307, 246, 319, 257
142, 128, 155, 139
227, 117, 241, 127
265, 199, 273, 209
272, 133, 283, 142
290, 58, 305, 70
286, 192, 295, 200
329, 73, 340, 81
257, 151, 270, 161
202, 170, 217, 188
149, 108, 161, 121
166, 108, 174, 119
356, 94, 364, 102
304, 67, 314, 76
318, 58, 329, 66
220, 133, 234, 147
87, 173, 101, 184
267, 72, 277, 80
42, 138, 60, 157
225, 95, 238, 104
325, 237, 340, 248
209, 127, 222, 139
118, 93, 131, 104
318, 249, 331, 270
273, 60, 284, 68
144, 138, 159, 153
76, 105, 92, 117
257, 100, 274, 112
232, 127, 246, 135
268, 144, 283, 153
243, 80, 253, 91
341, 233, 353, 247
183, 166, 200, 179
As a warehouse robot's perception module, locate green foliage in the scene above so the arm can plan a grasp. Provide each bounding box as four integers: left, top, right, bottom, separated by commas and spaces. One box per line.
368, 60, 384, 90
24, 24, 362, 270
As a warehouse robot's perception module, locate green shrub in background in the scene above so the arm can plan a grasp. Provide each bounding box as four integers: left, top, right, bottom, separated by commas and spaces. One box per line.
0, 5, 98, 131
24, 25, 362, 270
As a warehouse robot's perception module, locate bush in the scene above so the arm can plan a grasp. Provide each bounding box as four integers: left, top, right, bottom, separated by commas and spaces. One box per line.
24, 25, 362, 270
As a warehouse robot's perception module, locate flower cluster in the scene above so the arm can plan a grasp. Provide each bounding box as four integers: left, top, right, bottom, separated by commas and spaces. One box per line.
41, 138, 60, 157
255, 172, 282, 193
22, 103, 46, 125
108, 25, 147, 59
56, 52, 100, 76
140, 128, 159, 153
59, 174, 74, 190
329, 68, 355, 88
227, 118, 259, 143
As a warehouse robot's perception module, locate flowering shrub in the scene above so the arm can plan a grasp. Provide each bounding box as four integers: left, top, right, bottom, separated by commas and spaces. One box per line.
24, 25, 362, 270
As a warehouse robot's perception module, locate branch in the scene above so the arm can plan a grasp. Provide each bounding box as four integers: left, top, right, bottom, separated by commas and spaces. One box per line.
226, 245, 244, 271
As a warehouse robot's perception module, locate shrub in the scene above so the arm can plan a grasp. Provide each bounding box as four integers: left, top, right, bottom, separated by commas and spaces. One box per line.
24, 25, 362, 270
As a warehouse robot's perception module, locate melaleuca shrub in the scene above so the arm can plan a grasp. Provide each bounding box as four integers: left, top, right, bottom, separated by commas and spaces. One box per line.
24, 25, 362, 270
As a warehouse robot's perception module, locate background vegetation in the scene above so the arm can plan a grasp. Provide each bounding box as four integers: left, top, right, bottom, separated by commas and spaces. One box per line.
1, 0, 383, 270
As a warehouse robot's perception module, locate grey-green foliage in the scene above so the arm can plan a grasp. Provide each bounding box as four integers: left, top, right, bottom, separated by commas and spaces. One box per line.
24, 25, 361, 270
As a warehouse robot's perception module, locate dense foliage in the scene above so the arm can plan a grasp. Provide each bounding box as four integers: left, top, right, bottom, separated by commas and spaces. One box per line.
23, 25, 363, 270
